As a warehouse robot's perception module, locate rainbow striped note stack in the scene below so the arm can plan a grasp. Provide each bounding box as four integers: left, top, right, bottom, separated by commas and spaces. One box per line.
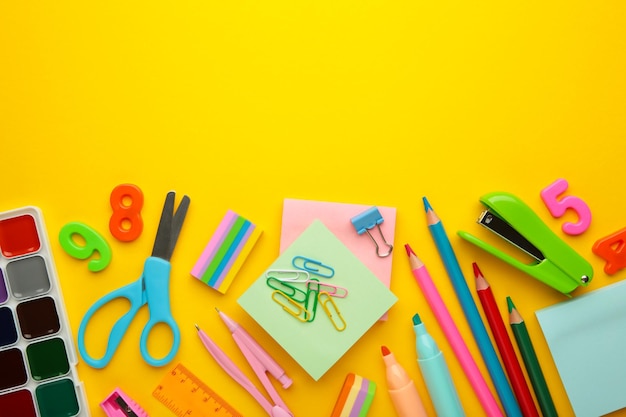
330, 373, 376, 417
191, 210, 262, 294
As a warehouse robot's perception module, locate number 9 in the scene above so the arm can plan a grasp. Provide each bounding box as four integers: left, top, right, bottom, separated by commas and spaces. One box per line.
59, 222, 112, 272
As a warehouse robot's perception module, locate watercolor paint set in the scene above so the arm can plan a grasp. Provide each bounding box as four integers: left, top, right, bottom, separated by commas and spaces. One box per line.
0, 207, 89, 417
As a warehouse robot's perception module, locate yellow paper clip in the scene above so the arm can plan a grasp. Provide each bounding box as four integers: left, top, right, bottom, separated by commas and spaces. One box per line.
271, 290, 309, 322
319, 291, 347, 331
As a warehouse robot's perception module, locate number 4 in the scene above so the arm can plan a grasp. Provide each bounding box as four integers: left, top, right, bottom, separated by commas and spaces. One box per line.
593, 228, 626, 275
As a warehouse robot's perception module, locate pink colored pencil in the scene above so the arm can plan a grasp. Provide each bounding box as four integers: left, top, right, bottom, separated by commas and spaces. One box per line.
405, 244, 504, 417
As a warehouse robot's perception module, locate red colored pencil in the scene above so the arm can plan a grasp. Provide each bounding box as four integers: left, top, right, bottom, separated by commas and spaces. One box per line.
473, 263, 539, 417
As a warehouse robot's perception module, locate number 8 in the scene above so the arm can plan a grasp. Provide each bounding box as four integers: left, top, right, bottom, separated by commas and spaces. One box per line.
109, 184, 144, 242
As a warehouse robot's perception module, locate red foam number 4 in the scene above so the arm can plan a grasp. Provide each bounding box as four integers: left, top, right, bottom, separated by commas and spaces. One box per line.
540, 178, 592, 236
593, 228, 626, 275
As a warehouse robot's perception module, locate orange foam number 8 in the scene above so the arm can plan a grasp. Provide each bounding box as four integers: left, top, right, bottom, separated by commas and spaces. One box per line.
109, 184, 144, 242
593, 228, 626, 275
540, 178, 592, 236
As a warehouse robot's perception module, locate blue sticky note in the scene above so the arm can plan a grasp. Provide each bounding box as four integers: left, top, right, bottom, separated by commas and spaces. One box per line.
536, 280, 626, 417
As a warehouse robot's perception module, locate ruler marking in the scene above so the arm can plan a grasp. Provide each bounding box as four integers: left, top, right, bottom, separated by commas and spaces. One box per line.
153, 363, 243, 417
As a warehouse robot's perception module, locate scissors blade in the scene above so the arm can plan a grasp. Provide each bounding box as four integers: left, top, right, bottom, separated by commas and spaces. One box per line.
152, 192, 190, 261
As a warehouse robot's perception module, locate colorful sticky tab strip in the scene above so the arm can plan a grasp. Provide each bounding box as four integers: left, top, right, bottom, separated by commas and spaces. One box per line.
330, 373, 376, 417
191, 211, 262, 294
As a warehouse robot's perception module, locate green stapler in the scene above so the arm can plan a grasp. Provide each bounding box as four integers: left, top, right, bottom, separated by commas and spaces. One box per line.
458, 192, 593, 296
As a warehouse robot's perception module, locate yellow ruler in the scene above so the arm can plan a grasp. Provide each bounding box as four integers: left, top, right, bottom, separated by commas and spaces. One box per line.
153, 363, 243, 417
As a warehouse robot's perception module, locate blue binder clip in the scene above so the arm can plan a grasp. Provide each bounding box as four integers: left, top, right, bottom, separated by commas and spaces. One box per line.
351, 207, 393, 258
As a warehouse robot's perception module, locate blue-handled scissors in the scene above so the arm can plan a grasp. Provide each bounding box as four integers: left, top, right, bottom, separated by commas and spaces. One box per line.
78, 191, 190, 368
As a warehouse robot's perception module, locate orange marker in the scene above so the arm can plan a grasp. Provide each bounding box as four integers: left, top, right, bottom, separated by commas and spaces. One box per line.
381, 346, 429, 417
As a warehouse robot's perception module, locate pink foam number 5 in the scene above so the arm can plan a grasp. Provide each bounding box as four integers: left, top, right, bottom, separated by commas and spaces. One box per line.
540, 178, 592, 235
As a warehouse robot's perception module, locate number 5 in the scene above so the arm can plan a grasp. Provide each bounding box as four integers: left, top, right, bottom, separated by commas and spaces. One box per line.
540, 178, 592, 235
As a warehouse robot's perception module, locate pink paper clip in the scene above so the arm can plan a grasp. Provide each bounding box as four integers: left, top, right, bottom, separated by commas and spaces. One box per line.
306, 280, 348, 298
101, 388, 149, 417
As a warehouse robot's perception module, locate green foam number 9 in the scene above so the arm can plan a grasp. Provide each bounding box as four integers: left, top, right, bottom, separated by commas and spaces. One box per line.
59, 222, 112, 272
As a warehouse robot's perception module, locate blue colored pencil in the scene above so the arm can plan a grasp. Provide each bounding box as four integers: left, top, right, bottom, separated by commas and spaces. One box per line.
423, 197, 522, 417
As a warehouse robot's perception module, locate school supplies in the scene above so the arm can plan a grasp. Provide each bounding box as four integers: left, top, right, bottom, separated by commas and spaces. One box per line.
78, 191, 190, 368
474, 264, 538, 417
330, 373, 376, 417
195, 324, 293, 417
507, 297, 557, 417
59, 222, 112, 272
540, 178, 592, 236
101, 387, 148, 417
280, 199, 396, 317
412, 313, 465, 417
216, 308, 292, 389
405, 244, 502, 417
423, 197, 519, 417
0, 207, 89, 417
350, 206, 393, 257
153, 363, 243, 417
592, 226, 626, 275
191, 210, 262, 294
109, 183, 144, 242
381, 345, 428, 417
318, 291, 347, 331
292, 255, 335, 278
239, 220, 397, 380
536, 279, 626, 417
266, 269, 348, 330
457, 191, 593, 295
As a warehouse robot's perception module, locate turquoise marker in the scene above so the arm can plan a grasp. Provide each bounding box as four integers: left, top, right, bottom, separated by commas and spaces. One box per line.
413, 313, 466, 417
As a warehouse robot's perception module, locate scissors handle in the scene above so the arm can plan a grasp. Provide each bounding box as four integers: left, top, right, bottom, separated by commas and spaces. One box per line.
139, 257, 181, 367
78, 279, 144, 369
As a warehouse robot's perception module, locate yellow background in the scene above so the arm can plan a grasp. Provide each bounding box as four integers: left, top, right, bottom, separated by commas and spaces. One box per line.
1, 1, 625, 416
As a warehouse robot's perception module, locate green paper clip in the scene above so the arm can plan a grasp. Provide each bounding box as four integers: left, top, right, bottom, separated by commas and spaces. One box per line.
304, 279, 320, 322
266, 276, 307, 303
458, 191, 593, 296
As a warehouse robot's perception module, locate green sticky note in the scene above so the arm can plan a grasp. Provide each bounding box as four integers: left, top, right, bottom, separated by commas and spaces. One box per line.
238, 220, 397, 381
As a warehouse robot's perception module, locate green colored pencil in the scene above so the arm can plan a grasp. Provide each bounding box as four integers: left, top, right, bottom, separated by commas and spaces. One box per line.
507, 297, 559, 417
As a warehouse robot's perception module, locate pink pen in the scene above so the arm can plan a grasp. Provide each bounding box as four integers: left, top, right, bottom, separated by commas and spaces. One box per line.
195, 323, 293, 417
216, 308, 292, 389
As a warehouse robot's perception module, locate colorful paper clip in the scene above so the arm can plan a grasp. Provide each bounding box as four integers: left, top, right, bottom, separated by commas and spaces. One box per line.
319, 291, 347, 331
458, 192, 593, 296
271, 290, 309, 322
304, 279, 320, 322
351, 206, 393, 258
306, 280, 348, 298
101, 387, 148, 417
266, 277, 307, 303
265, 269, 310, 282
292, 256, 335, 278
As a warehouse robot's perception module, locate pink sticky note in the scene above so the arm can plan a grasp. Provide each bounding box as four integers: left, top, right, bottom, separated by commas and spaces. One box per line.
280, 199, 396, 320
